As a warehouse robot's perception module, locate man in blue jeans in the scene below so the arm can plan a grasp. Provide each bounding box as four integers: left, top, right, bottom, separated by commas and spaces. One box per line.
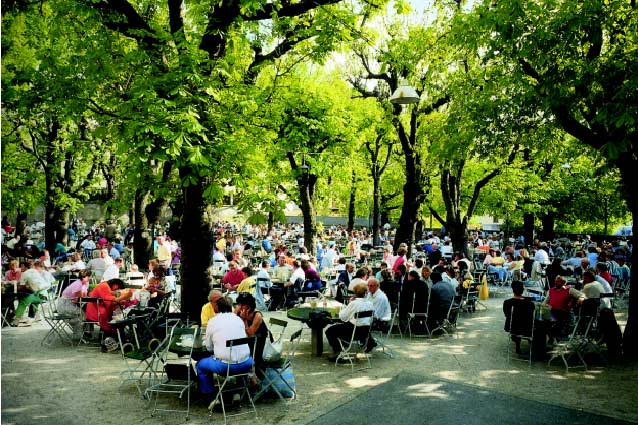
196, 296, 253, 409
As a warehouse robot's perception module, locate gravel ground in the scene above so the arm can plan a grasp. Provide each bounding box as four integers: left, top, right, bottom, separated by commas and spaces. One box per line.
2, 297, 637, 425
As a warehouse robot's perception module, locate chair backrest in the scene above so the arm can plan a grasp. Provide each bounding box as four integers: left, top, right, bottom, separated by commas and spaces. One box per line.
224, 336, 257, 376
509, 302, 535, 338
269, 318, 288, 342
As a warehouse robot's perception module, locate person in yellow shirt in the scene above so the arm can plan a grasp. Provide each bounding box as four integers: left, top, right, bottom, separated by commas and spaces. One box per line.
236, 266, 257, 295
200, 290, 222, 326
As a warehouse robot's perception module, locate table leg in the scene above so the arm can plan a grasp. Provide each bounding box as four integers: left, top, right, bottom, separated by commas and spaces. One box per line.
311, 327, 324, 357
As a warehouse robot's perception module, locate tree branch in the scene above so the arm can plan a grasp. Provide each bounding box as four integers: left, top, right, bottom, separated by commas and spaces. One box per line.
428, 206, 447, 228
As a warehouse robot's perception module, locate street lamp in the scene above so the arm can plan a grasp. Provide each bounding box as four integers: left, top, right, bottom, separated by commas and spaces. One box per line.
389, 80, 420, 104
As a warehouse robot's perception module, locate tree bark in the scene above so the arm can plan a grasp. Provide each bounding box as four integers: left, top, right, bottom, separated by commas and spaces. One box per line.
539, 212, 555, 241
133, 188, 152, 269
347, 170, 355, 232
300, 175, 318, 256
372, 173, 380, 246
523, 213, 535, 249
179, 168, 212, 322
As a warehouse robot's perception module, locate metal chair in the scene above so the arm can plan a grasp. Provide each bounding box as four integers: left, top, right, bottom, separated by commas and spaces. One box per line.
254, 318, 296, 401
77, 297, 103, 346
41, 291, 76, 346
430, 296, 462, 338
506, 302, 535, 366
209, 336, 258, 425
335, 310, 374, 371
145, 326, 199, 418
115, 314, 168, 398
407, 292, 431, 338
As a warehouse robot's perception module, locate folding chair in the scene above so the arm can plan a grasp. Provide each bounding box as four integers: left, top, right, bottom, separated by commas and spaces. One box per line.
408, 292, 431, 338
370, 315, 395, 358
209, 336, 258, 425
254, 318, 296, 401
506, 303, 535, 366
430, 296, 461, 338
41, 292, 75, 346
335, 310, 374, 371
77, 297, 103, 346
115, 314, 167, 398
1, 292, 19, 327
145, 326, 199, 418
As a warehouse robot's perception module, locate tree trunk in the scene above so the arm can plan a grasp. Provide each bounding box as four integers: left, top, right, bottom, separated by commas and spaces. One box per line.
372, 174, 380, 247
394, 181, 423, 255
523, 213, 534, 249
179, 169, 212, 322
617, 159, 638, 360
539, 212, 555, 242
267, 210, 274, 233
15, 212, 27, 238
347, 171, 355, 232
133, 188, 152, 269
300, 175, 318, 256
447, 217, 469, 258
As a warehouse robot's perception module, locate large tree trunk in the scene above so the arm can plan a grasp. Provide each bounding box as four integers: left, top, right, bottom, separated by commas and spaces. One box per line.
133, 189, 152, 269
300, 175, 318, 256
15, 212, 27, 238
523, 213, 534, 249
617, 159, 638, 359
394, 181, 423, 255
347, 171, 355, 232
179, 169, 212, 322
372, 174, 380, 246
539, 212, 555, 242
447, 217, 469, 258
267, 211, 274, 233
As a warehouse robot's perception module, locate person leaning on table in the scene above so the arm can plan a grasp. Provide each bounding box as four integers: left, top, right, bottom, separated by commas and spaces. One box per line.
196, 296, 253, 408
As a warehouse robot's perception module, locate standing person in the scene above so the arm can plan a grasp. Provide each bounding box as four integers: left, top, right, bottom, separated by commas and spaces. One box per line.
156, 236, 172, 269
196, 296, 253, 409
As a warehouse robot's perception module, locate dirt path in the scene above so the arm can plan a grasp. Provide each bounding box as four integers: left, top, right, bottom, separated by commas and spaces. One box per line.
2, 298, 637, 425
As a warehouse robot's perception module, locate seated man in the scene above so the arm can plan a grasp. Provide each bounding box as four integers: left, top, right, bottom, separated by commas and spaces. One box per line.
366, 277, 391, 349
196, 296, 253, 409
428, 272, 455, 328
102, 257, 124, 282
503, 280, 535, 354
12, 260, 51, 326
325, 283, 374, 361
200, 289, 223, 327
222, 261, 246, 292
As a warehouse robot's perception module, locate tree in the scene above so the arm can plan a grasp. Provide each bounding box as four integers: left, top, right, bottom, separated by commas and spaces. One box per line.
77, 0, 388, 319
463, 0, 638, 357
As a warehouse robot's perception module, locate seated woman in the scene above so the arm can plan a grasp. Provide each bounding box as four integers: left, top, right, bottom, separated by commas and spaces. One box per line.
235, 293, 270, 369
196, 296, 253, 407
144, 276, 167, 309
85, 278, 131, 339
300, 260, 322, 291
57, 269, 91, 340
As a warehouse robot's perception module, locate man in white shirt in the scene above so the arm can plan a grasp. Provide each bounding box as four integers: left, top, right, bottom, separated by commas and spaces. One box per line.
348, 268, 369, 292
196, 296, 253, 406
12, 260, 50, 326
325, 283, 374, 361
102, 258, 124, 281
366, 278, 391, 322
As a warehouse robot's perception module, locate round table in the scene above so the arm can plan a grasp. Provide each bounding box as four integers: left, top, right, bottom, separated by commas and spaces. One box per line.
287, 306, 340, 357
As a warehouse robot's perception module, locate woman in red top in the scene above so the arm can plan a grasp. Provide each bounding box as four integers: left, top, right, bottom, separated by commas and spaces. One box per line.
85, 278, 130, 335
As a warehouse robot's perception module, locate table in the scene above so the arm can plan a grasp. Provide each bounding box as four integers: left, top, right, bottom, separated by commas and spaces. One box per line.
287, 307, 340, 357
169, 326, 209, 360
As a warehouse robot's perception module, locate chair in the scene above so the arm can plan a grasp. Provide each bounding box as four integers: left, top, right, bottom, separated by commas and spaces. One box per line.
254, 318, 296, 401
430, 296, 461, 338
115, 314, 166, 398
78, 297, 103, 346
41, 291, 76, 346
335, 310, 374, 371
145, 326, 199, 418
370, 313, 395, 358
126, 273, 146, 289
407, 292, 431, 339
209, 336, 258, 425
506, 303, 535, 366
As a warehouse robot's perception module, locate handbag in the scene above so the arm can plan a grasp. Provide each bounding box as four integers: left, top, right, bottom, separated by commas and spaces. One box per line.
262, 333, 283, 362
